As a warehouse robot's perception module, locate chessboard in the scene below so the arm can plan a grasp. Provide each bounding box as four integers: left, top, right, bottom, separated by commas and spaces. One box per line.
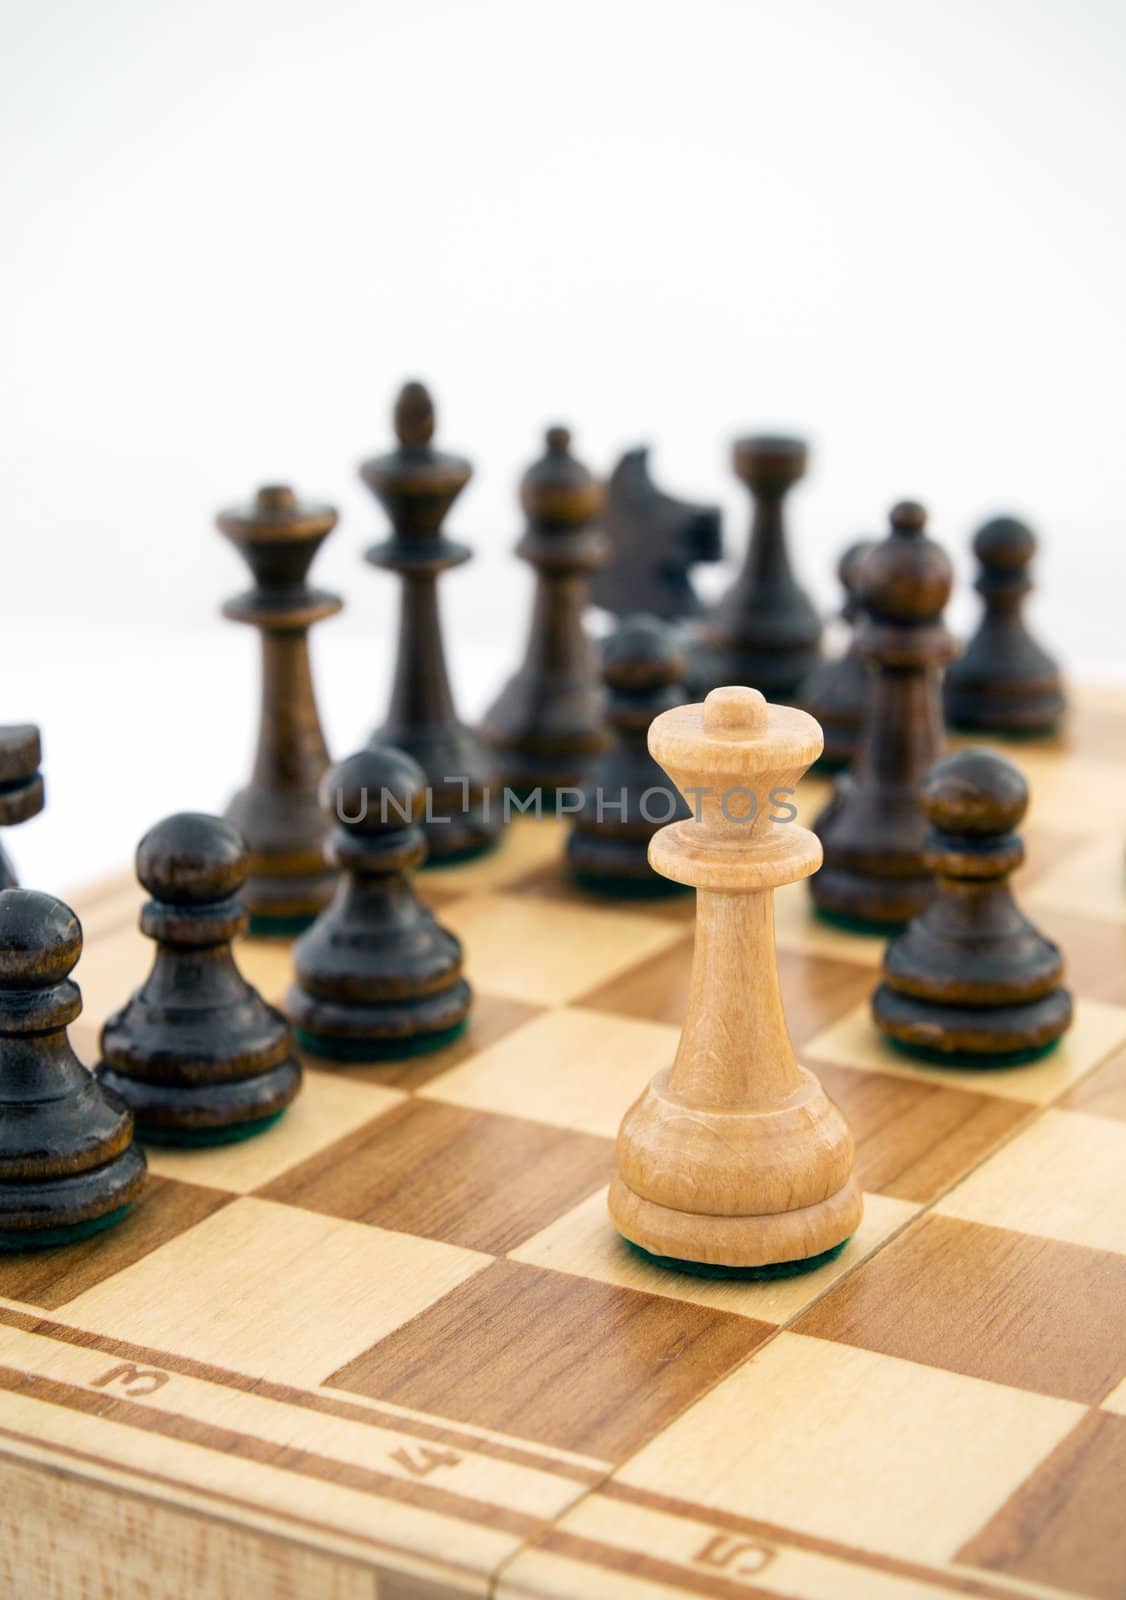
1, 688, 1125, 1600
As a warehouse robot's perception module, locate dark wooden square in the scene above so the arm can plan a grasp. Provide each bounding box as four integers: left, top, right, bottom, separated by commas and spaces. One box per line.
796, 1211, 1126, 1404
258, 1099, 615, 1254
327, 1258, 771, 1460
578, 940, 874, 1048
816, 1060, 1033, 1204
575, 935, 694, 1026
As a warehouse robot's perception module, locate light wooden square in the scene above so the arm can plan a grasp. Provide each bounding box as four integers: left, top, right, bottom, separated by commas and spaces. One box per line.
804, 995, 1126, 1104
1024, 836, 1126, 927
57, 1196, 490, 1388
439, 894, 684, 1007
144, 1070, 405, 1193
615, 1331, 1084, 1567
235, 935, 298, 1007
508, 1186, 918, 1322
1102, 1374, 1126, 1416
1012, 750, 1126, 834
67, 871, 142, 939
935, 1107, 1126, 1255
421, 1007, 678, 1138
70, 923, 153, 1056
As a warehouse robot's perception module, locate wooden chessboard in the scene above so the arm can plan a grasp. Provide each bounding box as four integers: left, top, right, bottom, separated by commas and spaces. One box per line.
2, 689, 1126, 1600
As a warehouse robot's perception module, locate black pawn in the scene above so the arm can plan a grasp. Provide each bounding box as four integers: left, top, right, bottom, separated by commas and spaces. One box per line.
482, 426, 609, 796
945, 516, 1066, 735
590, 448, 722, 621
0, 726, 44, 889
567, 616, 691, 895
812, 502, 957, 931
98, 815, 301, 1145
362, 382, 503, 862
0, 889, 145, 1249
801, 540, 877, 771
691, 436, 821, 700
873, 750, 1072, 1065
287, 747, 472, 1061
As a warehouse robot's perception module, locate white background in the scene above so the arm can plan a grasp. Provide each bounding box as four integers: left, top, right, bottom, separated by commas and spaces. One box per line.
3, 0, 1124, 898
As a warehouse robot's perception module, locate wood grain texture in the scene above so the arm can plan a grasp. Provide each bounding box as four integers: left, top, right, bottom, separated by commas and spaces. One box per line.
815, 1061, 1033, 1204
1, 688, 1124, 1600
956, 1411, 1126, 1600
795, 1211, 1126, 1403
1061, 1040, 1126, 1122
0, 1177, 230, 1310
259, 1098, 614, 1254
328, 1258, 772, 1460
0, 1454, 385, 1600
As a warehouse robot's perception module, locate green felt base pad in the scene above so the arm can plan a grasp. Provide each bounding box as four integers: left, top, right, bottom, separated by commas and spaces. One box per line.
0, 1203, 135, 1253
887, 1035, 1063, 1071
419, 838, 501, 871
294, 1019, 467, 1063
625, 1236, 850, 1280
813, 905, 904, 937
140, 1110, 287, 1148
573, 872, 691, 901
247, 913, 318, 938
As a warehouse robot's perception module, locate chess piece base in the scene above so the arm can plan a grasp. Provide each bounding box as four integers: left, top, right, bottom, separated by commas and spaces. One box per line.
625, 1236, 849, 1280
872, 982, 1073, 1064
945, 684, 1066, 737
0, 1204, 137, 1253
140, 1110, 288, 1147
222, 786, 338, 926
98, 1062, 301, 1144
812, 864, 935, 933
812, 750, 853, 775
287, 980, 472, 1062
567, 830, 688, 896
609, 1171, 862, 1271
0, 1145, 146, 1249
489, 743, 608, 802
294, 1019, 467, 1063
236, 867, 338, 934
248, 912, 319, 937
415, 806, 504, 864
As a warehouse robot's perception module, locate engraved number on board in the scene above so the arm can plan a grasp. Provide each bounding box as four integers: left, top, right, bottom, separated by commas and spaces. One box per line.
90, 1362, 171, 1398
694, 1533, 774, 1578
389, 1444, 462, 1478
